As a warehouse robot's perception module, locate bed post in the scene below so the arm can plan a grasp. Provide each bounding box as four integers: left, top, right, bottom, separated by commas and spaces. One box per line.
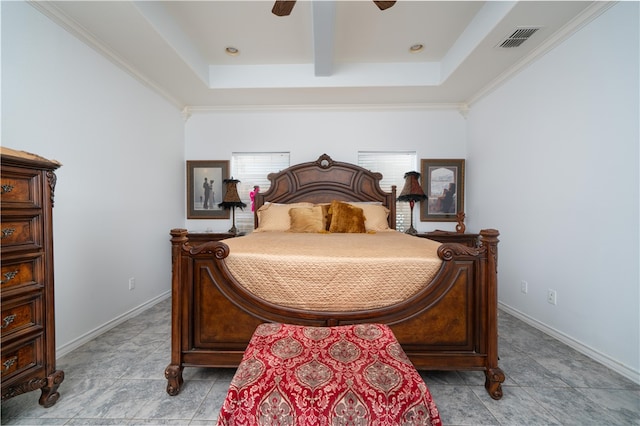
480, 229, 505, 400
389, 185, 397, 229
165, 228, 188, 396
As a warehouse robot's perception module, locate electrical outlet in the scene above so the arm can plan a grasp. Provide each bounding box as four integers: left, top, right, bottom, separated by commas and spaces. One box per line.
521, 280, 528, 294
547, 289, 557, 305
129, 277, 136, 290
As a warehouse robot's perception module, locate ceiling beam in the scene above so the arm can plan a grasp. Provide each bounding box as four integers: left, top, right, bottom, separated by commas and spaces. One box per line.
312, 0, 336, 77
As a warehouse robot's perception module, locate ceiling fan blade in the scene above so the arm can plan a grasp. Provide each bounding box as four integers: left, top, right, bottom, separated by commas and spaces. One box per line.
373, 1, 396, 11
272, 1, 296, 16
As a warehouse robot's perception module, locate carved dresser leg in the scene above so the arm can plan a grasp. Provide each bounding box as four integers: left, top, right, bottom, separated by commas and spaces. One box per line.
484, 367, 505, 400
165, 364, 184, 396
39, 370, 64, 408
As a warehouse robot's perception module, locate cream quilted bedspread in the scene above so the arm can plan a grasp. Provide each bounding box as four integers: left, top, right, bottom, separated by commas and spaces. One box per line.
222, 231, 443, 312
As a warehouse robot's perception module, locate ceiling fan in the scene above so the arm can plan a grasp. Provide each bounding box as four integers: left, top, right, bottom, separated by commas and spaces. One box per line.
272, 1, 396, 17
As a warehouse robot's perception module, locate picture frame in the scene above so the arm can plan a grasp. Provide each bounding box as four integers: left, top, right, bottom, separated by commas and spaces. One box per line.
186, 160, 230, 219
420, 159, 465, 222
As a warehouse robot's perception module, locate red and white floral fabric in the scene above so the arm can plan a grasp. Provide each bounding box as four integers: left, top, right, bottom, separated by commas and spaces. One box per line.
217, 323, 442, 426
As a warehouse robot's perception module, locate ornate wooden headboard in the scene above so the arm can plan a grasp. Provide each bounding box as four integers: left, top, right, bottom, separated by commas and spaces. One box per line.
254, 154, 397, 229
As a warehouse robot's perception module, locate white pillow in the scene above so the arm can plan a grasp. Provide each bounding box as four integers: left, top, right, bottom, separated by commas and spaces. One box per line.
348, 202, 391, 232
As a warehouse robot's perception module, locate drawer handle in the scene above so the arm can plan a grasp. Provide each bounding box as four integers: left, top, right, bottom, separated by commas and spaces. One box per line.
3, 356, 17, 372
1, 228, 16, 239
1, 314, 16, 329
1, 184, 14, 194
1, 271, 18, 284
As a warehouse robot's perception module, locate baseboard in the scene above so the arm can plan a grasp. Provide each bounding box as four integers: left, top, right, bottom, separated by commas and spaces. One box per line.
56, 290, 171, 359
499, 302, 640, 385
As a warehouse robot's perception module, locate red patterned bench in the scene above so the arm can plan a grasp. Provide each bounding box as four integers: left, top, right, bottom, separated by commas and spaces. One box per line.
217, 323, 442, 425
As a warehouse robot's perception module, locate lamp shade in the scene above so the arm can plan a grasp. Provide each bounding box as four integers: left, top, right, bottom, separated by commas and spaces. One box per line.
218, 178, 247, 209
397, 171, 426, 202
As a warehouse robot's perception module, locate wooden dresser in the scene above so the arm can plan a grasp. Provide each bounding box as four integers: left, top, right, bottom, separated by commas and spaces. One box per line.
1, 147, 64, 408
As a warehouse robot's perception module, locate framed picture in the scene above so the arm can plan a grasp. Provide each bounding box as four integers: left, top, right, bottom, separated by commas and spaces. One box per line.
187, 160, 230, 219
420, 159, 465, 222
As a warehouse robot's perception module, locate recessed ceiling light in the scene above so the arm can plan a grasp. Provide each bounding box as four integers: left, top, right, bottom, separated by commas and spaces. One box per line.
225, 47, 239, 56
409, 44, 424, 54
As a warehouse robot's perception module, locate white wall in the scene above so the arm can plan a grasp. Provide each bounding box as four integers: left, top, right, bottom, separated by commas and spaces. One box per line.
185, 108, 468, 232
2, 1, 185, 353
467, 2, 639, 380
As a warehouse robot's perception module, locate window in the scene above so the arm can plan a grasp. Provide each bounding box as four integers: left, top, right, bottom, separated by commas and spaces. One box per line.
358, 151, 417, 232
231, 152, 290, 233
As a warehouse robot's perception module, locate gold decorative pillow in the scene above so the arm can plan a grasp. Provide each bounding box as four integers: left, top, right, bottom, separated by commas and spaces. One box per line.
348, 202, 390, 231
318, 203, 332, 231
328, 201, 366, 233
255, 202, 315, 232
289, 206, 325, 233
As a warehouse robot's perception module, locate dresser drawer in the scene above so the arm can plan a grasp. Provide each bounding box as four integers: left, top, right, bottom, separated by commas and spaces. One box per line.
0, 167, 41, 209
1, 256, 41, 291
1, 336, 42, 380
1, 294, 43, 339
0, 215, 42, 252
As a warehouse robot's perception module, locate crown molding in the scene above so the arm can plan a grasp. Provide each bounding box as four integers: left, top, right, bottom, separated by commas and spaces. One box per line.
27, 1, 462, 115
28, 0, 614, 116
184, 103, 466, 114
28, 0, 186, 111
467, 1, 616, 107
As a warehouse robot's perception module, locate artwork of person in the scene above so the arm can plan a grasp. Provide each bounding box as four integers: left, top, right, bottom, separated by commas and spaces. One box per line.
441, 182, 456, 213
203, 177, 213, 209
250, 185, 260, 211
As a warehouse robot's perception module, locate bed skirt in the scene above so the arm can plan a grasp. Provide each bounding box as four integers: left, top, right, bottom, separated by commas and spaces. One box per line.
216, 323, 442, 426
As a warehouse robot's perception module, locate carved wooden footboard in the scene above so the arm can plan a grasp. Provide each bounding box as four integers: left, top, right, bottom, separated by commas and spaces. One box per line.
165, 228, 505, 400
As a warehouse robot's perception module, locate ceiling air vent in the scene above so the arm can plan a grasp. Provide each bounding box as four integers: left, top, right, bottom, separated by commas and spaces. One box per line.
498, 27, 540, 48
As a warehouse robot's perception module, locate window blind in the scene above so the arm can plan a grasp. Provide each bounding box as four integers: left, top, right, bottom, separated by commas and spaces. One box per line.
231, 152, 290, 233
357, 151, 417, 232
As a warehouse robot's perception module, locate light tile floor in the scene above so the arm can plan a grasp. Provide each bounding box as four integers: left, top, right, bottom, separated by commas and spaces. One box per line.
2, 297, 639, 425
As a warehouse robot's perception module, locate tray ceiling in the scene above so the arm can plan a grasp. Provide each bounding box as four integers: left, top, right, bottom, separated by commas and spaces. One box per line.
32, 1, 610, 110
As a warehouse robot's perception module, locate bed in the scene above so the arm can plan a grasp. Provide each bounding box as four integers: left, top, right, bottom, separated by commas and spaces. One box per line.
165, 154, 505, 400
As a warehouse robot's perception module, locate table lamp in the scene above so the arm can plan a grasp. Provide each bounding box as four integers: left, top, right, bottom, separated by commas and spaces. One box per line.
397, 171, 426, 235
218, 177, 247, 235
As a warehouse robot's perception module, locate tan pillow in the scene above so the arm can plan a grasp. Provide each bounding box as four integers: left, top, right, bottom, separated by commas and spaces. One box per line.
289, 206, 325, 233
328, 201, 366, 233
256, 202, 314, 232
318, 203, 332, 231
348, 202, 390, 231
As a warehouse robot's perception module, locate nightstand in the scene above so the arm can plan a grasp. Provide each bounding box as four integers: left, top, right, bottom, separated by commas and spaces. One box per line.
186, 231, 239, 243
417, 230, 479, 248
